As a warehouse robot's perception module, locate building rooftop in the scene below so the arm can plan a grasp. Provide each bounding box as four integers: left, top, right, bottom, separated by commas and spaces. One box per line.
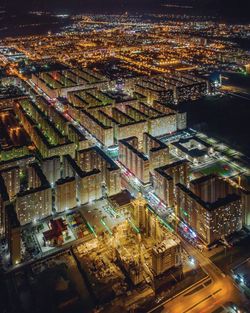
157, 159, 189, 172
190, 174, 217, 185
119, 138, 148, 162
109, 189, 134, 207
153, 238, 180, 254
43, 218, 67, 241
176, 183, 241, 211
172, 136, 212, 159
56, 176, 75, 185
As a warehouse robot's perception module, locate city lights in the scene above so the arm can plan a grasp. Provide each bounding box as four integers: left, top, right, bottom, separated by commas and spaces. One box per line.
0, 6, 249, 313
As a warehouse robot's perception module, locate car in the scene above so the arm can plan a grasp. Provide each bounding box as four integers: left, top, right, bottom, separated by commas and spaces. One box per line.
226, 302, 241, 313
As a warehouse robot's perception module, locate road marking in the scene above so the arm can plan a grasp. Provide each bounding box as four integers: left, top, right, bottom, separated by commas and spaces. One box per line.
184, 284, 204, 297
147, 276, 210, 313
182, 289, 222, 313
183, 295, 213, 313
213, 288, 222, 295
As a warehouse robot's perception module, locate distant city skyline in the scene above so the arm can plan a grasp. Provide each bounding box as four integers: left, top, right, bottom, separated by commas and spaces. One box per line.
1, 0, 250, 21
0, 2, 250, 313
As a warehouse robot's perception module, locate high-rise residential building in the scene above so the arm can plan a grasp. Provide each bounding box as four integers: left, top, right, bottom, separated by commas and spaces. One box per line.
55, 177, 77, 212
77, 169, 103, 205
163, 160, 190, 186
15, 99, 76, 159
143, 133, 169, 173
152, 238, 182, 276
131, 194, 163, 242
0, 166, 20, 200
153, 159, 189, 207
132, 73, 208, 105
0, 155, 35, 172
77, 146, 121, 196
189, 174, 234, 202
5, 204, 21, 265
241, 189, 250, 227
15, 163, 52, 225
62, 154, 103, 205
153, 168, 174, 207
176, 111, 187, 130
41, 156, 61, 187
176, 175, 242, 245
0, 174, 9, 237
119, 137, 150, 184
131, 193, 148, 231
